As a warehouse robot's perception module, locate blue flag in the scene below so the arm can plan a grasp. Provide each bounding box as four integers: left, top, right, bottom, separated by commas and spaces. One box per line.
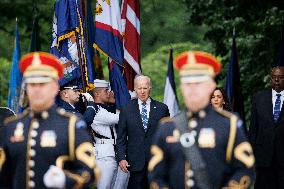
109, 60, 131, 109
50, 0, 95, 90
94, 0, 130, 109
8, 21, 22, 113
225, 34, 246, 130
163, 49, 179, 117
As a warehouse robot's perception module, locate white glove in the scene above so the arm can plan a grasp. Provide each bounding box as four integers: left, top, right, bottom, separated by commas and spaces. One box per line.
129, 90, 137, 99
81, 93, 94, 102
43, 165, 66, 189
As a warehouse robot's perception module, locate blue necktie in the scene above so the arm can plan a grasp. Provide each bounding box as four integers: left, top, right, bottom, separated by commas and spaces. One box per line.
274, 94, 282, 122
141, 102, 148, 131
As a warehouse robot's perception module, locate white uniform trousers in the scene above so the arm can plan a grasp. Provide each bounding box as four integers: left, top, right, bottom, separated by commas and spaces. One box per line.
97, 156, 118, 189
112, 167, 130, 189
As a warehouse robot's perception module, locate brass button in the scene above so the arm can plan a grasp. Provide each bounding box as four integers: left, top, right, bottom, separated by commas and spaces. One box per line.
186, 179, 194, 187
199, 110, 206, 118
29, 170, 35, 178
30, 149, 36, 157
29, 139, 36, 146
31, 130, 38, 138
29, 160, 35, 167
41, 111, 49, 119
32, 121, 39, 129
29, 180, 35, 188
188, 119, 198, 128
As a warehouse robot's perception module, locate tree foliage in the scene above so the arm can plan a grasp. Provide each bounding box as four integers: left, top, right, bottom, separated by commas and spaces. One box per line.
184, 0, 284, 123
142, 41, 212, 107
0, 0, 208, 106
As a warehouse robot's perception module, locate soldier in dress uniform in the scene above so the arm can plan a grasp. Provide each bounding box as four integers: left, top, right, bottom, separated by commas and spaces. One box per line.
0, 52, 97, 189
148, 51, 255, 189
58, 79, 82, 114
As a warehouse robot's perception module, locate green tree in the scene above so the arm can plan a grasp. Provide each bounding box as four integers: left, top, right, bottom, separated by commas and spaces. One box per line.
0, 58, 12, 106
184, 0, 284, 124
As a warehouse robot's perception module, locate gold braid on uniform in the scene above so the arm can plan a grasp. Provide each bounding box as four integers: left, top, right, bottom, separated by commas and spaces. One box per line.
148, 145, 164, 172
57, 108, 98, 186
75, 142, 96, 168
57, 108, 77, 160
215, 109, 237, 162
0, 148, 6, 171
234, 142, 255, 168
64, 170, 91, 189
55, 109, 77, 168
159, 116, 173, 124
222, 176, 251, 189
149, 181, 169, 189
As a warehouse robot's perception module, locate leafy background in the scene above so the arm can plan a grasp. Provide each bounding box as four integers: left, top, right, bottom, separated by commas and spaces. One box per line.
0, 0, 284, 128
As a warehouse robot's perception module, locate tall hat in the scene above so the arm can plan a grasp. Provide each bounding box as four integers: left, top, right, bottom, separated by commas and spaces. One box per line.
174, 51, 221, 83
19, 52, 64, 83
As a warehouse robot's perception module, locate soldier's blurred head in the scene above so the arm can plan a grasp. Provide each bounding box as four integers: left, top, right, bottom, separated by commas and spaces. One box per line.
19, 52, 63, 112
59, 80, 81, 105
175, 51, 221, 112
134, 75, 152, 102
271, 66, 284, 93
92, 79, 110, 104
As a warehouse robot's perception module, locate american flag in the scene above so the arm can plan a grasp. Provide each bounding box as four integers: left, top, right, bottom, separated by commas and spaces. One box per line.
121, 0, 142, 90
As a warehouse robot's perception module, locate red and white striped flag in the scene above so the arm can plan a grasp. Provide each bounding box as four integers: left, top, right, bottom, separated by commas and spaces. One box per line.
121, 0, 142, 90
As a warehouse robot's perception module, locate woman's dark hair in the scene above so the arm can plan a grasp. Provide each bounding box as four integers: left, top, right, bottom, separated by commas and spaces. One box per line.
211, 87, 232, 111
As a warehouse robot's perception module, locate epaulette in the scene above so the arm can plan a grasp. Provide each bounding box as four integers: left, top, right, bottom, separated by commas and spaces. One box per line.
159, 116, 173, 124
214, 109, 238, 163
4, 109, 30, 125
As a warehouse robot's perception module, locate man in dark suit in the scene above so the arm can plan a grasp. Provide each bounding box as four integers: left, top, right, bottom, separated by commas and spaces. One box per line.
116, 75, 170, 189
249, 66, 284, 189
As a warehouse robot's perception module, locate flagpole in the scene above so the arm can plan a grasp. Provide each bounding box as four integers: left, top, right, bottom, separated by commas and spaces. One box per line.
75, 0, 87, 93
75, 32, 87, 92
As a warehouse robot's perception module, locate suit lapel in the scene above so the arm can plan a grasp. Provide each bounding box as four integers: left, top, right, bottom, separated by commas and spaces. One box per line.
264, 90, 274, 124
147, 99, 156, 131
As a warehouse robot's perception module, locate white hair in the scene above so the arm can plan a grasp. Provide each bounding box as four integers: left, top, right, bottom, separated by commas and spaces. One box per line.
134, 75, 152, 88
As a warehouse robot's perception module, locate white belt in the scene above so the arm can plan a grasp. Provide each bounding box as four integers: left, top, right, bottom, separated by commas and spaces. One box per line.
94, 138, 116, 145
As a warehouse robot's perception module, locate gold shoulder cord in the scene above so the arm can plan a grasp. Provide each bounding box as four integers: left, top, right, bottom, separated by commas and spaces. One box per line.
0, 148, 6, 171
215, 109, 238, 162
148, 145, 164, 172
68, 115, 76, 161
226, 114, 238, 162
222, 176, 251, 189
55, 112, 76, 167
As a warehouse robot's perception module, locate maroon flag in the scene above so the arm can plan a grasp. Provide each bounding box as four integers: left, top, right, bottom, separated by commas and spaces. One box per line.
121, 0, 142, 90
